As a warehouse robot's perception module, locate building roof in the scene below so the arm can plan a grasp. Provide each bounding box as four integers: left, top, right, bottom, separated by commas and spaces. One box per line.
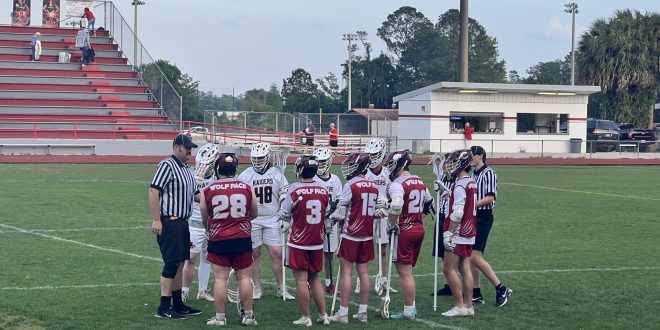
393, 82, 602, 102
348, 108, 398, 121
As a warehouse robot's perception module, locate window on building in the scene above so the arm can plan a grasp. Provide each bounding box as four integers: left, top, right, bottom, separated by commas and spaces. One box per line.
517, 113, 569, 134
449, 112, 504, 134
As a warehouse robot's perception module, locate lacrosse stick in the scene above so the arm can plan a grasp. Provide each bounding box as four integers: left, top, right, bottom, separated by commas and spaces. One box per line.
281, 195, 302, 301
380, 231, 396, 319
374, 218, 384, 296
430, 153, 444, 312
227, 268, 250, 316
330, 235, 343, 315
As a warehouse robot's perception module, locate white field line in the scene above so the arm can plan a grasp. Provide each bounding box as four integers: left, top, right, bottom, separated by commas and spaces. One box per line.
0, 226, 150, 234
501, 182, 660, 202
1, 179, 146, 184
1, 223, 460, 329
1, 283, 158, 291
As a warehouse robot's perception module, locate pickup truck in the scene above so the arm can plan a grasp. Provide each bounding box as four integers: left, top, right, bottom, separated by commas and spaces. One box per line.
617, 123, 656, 151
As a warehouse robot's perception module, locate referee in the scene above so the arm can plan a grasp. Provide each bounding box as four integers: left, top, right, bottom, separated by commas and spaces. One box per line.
469, 146, 512, 307
149, 134, 202, 319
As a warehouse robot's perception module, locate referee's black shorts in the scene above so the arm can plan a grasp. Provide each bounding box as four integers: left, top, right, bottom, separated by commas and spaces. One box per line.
473, 210, 494, 253
431, 213, 446, 258
156, 216, 191, 263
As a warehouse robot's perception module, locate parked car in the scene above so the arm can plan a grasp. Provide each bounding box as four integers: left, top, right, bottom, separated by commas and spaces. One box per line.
617, 123, 656, 152
586, 118, 619, 152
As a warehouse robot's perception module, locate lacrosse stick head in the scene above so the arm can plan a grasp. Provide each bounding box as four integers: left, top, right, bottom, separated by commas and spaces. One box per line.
374, 274, 383, 296
273, 146, 291, 173
430, 153, 445, 180
380, 295, 390, 319
227, 268, 239, 304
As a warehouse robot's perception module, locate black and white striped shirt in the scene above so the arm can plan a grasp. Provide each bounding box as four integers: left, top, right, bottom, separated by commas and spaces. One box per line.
150, 155, 197, 219
473, 165, 497, 211
438, 173, 452, 215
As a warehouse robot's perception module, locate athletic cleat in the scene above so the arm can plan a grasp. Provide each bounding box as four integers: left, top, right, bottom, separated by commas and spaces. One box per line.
431, 285, 452, 296
389, 310, 416, 320
441, 306, 468, 317
495, 287, 513, 307
182, 291, 189, 303
466, 307, 475, 316
293, 315, 313, 326
352, 312, 368, 322
172, 304, 202, 316
241, 315, 258, 326
276, 288, 295, 300
253, 286, 262, 300
316, 313, 330, 325
472, 295, 485, 304
324, 284, 335, 294
197, 290, 215, 302
328, 312, 348, 324
207, 316, 226, 326
155, 306, 186, 319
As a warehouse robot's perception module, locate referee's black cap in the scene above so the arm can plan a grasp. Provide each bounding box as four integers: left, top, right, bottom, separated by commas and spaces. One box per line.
173, 134, 198, 149
470, 146, 486, 161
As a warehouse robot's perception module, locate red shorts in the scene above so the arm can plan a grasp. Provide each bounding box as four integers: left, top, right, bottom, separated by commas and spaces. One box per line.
286, 246, 323, 273
207, 251, 253, 270
393, 229, 424, 267
338, 238, 374, 264
451, 243, 472, 258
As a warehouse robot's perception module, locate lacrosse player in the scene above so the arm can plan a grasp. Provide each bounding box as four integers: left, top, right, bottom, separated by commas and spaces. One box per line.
200, 153, 259, 326
182, 143, 218, 303
312, 147, 343, 294
328, 152, 378, 324
382, 150, 433, 320
238, 142, 293, 300
279, 155, 331, 326
469, 146, 512, 307
362, 138, 396, 294
441, 149, 477, 317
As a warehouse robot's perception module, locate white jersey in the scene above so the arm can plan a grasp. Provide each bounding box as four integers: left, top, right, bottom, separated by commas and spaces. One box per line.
189, 177, 215, 229
366, 166, 390, 199
238, 166, 289, 222
313, 174, 342, 202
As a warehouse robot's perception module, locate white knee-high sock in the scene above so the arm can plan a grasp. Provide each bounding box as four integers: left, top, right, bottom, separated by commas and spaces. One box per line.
198, 250, 212, 292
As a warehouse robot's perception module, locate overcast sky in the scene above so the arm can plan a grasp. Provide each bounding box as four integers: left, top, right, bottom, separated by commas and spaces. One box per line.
4, 0, 658, 95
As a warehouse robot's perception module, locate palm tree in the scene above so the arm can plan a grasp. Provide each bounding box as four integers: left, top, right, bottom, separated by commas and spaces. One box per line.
577, 10, 659, 127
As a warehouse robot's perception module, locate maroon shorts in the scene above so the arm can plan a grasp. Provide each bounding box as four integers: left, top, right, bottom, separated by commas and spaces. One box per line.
338, 238, 374, 264
393, 229, 424, 267
207, 251, 253, 270
451, 243, 473, 258
286, 246, 323, 273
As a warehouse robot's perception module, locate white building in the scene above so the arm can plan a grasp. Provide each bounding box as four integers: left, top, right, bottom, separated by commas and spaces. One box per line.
393, 82, 601, 154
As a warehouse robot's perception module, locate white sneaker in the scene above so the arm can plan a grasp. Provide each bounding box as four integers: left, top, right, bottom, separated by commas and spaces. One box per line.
242, 315, 258, 326
197, 290, 215, 302
352, 312, 368, 322
441, 306, 468, 317
328, 312, 348, 324
181, 291, 189, 303
253, 286, 262, 300
207, 316, 227, 326
466, 307, 475, 316
293, 315, 313, 326
276, 288, 295, 300
354, 278, 361, 293
316, 313, 330, 325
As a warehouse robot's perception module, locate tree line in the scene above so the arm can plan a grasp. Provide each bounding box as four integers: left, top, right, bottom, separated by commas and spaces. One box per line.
152, 7, 659, 128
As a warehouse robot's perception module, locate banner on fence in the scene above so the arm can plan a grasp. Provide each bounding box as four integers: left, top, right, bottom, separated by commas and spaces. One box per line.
12, 0, 31, 26
42, 0, 61, 28
65, 0, 92, 19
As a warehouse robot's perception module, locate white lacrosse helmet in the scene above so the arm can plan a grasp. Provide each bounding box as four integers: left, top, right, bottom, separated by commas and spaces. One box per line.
364, 138, 386, 168
250, 142, 271, 174
312, 147, 333, 176
194, 143, 220, 181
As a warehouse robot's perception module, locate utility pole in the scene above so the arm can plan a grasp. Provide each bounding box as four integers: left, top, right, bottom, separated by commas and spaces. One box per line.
343, 33, 358, 112
564, 3, 579, 85
131, 1, 145, 67
459, 0, 469, 82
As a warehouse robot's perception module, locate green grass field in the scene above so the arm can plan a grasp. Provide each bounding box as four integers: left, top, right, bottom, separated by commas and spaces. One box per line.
1, 164, 659, 330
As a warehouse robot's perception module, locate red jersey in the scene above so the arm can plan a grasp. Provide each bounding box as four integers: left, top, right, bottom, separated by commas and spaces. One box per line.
329, 127, 339, 141
204, 178, 253, 241
338, 177, 378, 239
388, 175, 431, 232
282, 182, 329, 250
444, 176, 477, 243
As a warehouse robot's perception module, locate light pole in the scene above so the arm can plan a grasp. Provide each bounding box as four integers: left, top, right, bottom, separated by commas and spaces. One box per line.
131, 0, 145, 67
564, 3, 578, 85
342, 33, 358, 112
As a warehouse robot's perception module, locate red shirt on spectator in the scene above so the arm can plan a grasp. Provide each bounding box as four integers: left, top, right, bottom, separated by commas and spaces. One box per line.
82, 10, 95, 20
329, 127, 338, 141
464, 125, 474, 141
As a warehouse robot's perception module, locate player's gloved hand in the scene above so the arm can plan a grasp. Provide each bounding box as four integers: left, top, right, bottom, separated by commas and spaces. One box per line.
280, 220, 291, 234
443, 231, 455, 252
422, 198, 434, 215
434, 180, 446, 193
278, 208, 291, 223
324, 217, 333, 234
329, 208, 344, 224
387, 222, 399, 236
376, 196, 389, 210
326, 199, 339, 218
374, 207, 389, 218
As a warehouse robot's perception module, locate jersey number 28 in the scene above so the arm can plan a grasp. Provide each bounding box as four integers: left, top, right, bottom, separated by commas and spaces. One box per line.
211, 194, 247, 219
